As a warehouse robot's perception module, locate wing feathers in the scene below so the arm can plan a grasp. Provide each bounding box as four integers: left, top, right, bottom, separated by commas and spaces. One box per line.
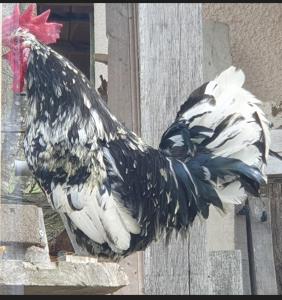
51, 182, 140, 253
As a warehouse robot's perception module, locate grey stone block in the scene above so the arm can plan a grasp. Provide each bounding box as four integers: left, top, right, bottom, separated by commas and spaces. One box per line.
0, 204, 46, 248
1, 204, 51, 265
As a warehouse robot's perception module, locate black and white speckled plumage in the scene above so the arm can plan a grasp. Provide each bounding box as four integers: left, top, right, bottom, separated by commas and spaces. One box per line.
22, 36, 271, 260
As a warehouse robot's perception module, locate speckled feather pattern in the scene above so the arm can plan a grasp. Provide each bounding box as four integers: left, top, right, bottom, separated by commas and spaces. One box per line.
23, 38, 270, 260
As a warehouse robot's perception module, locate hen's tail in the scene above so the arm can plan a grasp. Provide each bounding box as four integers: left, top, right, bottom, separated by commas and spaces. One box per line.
159, 66, 271, 223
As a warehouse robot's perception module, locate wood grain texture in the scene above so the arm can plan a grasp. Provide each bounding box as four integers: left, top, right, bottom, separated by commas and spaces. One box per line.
268, 182, 282, 294
138, 3, 208, 295
266, 129, 282, 175
89, 7, 95, 85
106, 3, 140, 134
248, 190, 278, 295
250, 129, 282, 294
208, 250, 243, 295
106, 3, 142, 295
0, 2, 2, 204
234, 205, 252, 295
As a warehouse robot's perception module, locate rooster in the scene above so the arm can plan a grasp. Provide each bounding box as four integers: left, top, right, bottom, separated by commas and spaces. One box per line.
3, 5, 272, 261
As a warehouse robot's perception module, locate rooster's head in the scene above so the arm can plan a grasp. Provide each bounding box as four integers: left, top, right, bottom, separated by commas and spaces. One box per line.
2, 4, 62, 93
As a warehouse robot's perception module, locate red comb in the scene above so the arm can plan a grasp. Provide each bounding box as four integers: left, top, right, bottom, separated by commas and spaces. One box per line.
2, 4, 63, 47
2, 4, 63, 93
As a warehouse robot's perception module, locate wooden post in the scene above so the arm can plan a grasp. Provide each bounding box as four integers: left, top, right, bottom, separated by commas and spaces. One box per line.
247, 193, 278, 295
138, 3, 208, 294
249, 128, 282, 295
106, 3, 143, 295
0, 3, 2, 207
245, 129, 282, 295
89, 7, 95, 85
269, 177, 282, 295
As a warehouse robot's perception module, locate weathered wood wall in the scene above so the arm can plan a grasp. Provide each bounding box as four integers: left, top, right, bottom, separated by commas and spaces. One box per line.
248, 191, 278, 295
208, 250, 243, 295
137, 3, 208, 294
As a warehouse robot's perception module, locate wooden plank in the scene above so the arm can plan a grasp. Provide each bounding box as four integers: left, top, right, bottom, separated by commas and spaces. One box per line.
106, 3, 140, 133
94, 3, 108, 104
234, 205, 252, 295
89, 7, 95, 85
266, 129, 282, 176
268, 181, 282, 294
247, 189, 278, 295
245, 129, 281, 294
208, 250, 243, 295
106, 3, 142, 295
138, 3, 208, 295
0, 2, 2, 205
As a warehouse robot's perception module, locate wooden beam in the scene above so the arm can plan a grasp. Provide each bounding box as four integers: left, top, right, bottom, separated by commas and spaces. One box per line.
138, 3, 208, 294
89, 8, 95, 85
269, 181, 282, 294
234, 204, 252, 295
247, 190, 278, 295
106, 3, 140, 134
266, 129, 282, 176
0, 3, 2, 205
94, 3, 108, 105
106, 3, 142, 295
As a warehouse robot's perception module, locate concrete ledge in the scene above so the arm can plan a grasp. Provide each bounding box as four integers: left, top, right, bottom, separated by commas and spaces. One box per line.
0, 204, 46, 248
0, 203, 129, 295
0, 258, 129, 295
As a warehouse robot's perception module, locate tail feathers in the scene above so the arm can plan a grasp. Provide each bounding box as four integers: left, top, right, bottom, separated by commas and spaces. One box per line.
208, 66, 245, 98
186, 155, 264, 217
215, 66, 245, 88
168, 151, 265, 226
160, 66, 271, 222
